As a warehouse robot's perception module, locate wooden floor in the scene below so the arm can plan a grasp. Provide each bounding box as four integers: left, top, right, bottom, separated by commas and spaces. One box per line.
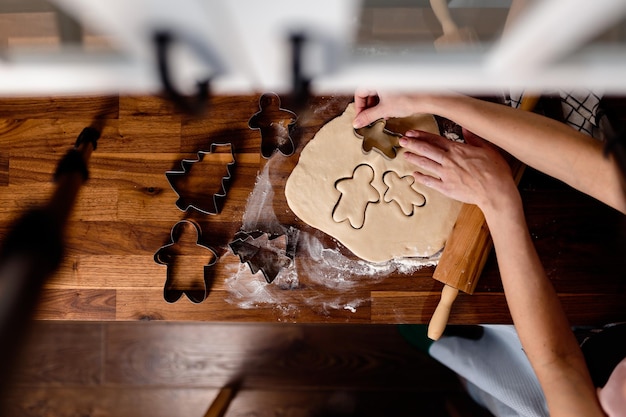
0, 321, 492, 417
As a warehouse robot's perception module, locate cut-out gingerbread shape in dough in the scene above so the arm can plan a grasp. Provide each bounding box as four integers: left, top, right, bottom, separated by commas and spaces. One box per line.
354, 119, 402, 159
285, 104, 462, 263
383, 171, 426, 216
333, 164, 380, 229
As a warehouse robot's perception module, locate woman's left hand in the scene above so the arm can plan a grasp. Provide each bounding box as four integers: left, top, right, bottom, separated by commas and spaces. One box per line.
401, 128, 520, 215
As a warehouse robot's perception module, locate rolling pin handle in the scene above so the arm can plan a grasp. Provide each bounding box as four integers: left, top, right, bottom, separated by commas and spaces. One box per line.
428, 285, 459, 341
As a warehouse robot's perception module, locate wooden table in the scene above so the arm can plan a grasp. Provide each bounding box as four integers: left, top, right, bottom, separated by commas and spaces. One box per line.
1, 94, 625, 325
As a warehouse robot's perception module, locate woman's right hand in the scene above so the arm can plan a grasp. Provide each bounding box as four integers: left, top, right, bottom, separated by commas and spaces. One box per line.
401, 128, 522, 218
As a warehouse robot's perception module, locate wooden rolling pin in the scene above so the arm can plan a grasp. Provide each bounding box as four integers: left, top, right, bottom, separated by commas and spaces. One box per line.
427, 96, 538, 340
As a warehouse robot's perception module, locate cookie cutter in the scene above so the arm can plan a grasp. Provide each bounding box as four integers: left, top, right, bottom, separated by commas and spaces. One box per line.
248, 92, 298, 158
353, 119, 402, 159
165, 142, 236, 215
154, 219, 218, 303
228, 228, 298, 283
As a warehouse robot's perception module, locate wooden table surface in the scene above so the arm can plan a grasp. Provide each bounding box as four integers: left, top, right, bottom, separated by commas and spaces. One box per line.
1, 94, 625, 325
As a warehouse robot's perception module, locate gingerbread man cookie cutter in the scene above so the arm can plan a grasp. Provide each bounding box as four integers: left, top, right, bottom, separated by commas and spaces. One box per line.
154, 220, 218, 303
353, 119, 403, 159
248, 92, 298, 158
165, 142, 236, 215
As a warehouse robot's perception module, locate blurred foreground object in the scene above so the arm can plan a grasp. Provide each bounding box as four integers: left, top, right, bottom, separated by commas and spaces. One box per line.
1, 0, 626, 96
0, 127, 99, 384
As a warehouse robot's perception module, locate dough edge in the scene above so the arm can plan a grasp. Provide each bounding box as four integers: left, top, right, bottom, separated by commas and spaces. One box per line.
285, 103, 462, 263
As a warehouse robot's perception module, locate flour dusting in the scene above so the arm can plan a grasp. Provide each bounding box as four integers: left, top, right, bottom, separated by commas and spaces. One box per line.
240, 162, 284, 235
226, 143, 438, 319
444, 132, 464, 143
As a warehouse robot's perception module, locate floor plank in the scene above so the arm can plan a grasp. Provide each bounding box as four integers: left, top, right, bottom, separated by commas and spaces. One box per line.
12, 322, 103, 386
34, 289, 116, 320
103, 323, 455, 391
1, 387, 216, 417
0, 387, 473, 417
0, 321, 484, 417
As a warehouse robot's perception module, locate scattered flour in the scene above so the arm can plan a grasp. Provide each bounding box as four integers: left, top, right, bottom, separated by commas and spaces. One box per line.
444, 131, 463, 142
225, 130, 439, 319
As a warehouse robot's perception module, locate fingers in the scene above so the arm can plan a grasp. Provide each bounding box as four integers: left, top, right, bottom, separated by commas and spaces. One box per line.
411, 170, 444, 193
353, 89, 422, 128
403, 151, 443, 174
401, 131, 450, 165
353, 88, 383, 128
355, 94, 379, 115
353, 107, 385, 129
400, 133, 447, 189
400, 131, 452, 193
405, 129, 449, 147
365, 95, 380, 110
354, 88, 379, 114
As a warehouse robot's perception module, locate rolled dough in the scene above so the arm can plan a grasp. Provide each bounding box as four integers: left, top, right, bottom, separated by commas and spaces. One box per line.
285, 103, 462, 263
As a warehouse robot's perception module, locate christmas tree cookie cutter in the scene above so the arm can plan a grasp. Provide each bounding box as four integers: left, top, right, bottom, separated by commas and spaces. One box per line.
165, 142, 236, 215
228, 229, 298, 284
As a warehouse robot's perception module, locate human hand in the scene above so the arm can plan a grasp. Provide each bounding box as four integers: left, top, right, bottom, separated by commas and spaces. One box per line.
401, 128, 521, 215
353, 88, 427, 129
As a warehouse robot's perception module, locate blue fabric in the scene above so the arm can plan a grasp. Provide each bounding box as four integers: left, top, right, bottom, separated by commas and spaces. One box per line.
430, 325, 549, 417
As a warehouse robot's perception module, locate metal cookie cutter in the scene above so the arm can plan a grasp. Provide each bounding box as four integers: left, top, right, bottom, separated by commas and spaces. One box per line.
154, 220, 217, 303
166, 142, 236, 215
248, 92, 298, 158
353, 119, 402, 159
228, 229, 298, 284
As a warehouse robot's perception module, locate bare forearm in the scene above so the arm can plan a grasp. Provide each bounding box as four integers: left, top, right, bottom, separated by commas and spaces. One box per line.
425, 95, 626, 213
486, 201, 579, 364
394, 90, 607, 415
483, 199, 605, 416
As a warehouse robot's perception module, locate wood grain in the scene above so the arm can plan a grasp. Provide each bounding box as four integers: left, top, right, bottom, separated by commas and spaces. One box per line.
12, 322, 103, 386
372, 290, 626, 325
0, 320, 496, 417
33, 289, 116, 320
103, 323, 449, 390
0, 96, 118, 119
1, 387, 474, 417
1, 387, 219, 417
0, 94, 624, 324
432, 204, 490, 293
0, 149, 8, 186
